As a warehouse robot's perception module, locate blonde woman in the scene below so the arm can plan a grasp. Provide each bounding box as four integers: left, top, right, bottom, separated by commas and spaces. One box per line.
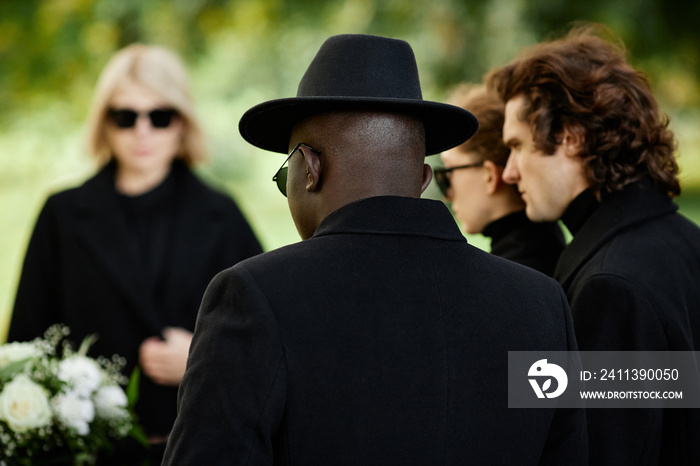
9, 45, 262, 463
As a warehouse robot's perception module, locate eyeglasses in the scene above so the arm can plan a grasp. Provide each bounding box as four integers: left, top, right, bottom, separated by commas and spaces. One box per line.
433, 162, 484, 197
272, 143, 321, 197
108, 108, 178, 129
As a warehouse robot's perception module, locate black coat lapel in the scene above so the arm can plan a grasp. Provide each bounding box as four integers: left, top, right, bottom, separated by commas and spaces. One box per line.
73, 162, 162, 334
160, 165, 228, 313
554, 179, 678, 288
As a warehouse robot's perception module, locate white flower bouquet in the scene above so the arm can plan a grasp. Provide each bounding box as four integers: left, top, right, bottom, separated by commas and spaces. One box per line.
0, 325, 146, 465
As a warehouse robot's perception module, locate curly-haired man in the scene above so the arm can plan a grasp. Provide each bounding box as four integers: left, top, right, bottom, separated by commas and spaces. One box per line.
488, 25, 700, 465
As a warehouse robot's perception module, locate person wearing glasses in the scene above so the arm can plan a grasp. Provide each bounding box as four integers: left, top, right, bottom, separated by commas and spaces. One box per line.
434, 84, 565, 276
163, 34, 586, 465
8, 44, 262, 463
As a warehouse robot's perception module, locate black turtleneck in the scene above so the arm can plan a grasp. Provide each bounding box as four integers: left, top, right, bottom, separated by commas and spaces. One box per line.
560, 188, 600, 236
482, 210, 566, 276
117, 162, 182, 311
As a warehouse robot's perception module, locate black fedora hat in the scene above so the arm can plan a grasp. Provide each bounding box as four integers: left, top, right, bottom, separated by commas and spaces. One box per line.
239, 34, 478, 155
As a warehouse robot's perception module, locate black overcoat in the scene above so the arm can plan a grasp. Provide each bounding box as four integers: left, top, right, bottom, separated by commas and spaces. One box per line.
8, 160, 262, 436
554, 178, 700, 465
164, 196, 587, 465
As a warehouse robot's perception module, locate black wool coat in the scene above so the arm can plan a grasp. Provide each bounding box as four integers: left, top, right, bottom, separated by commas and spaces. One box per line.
163, 196, 587, 465
554, 178, 700, 465
8, 160, 262, 436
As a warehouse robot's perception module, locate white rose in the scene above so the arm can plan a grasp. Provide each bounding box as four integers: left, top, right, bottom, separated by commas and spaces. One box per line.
0, 342, 42, 369
52, 391, 95, 436
0, 374, 52, 432
94, 385, 128, 420
58, 356, 102, 397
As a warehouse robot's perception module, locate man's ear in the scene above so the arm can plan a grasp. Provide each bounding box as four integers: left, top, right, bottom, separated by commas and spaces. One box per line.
482, 160, 504, 195
302, 146, 322, 193
562, 126, 585, 157
420, 164, 433, 194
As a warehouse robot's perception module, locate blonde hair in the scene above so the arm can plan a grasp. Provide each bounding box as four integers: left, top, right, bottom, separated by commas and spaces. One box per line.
85, 44, 206, 166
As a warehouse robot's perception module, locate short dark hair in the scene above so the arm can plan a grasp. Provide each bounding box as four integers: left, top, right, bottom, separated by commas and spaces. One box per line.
487, 25, 680, 197
448, 84, 510, 166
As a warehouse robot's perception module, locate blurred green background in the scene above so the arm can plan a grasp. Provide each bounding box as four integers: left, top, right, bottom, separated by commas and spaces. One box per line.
2, 0, 700, 341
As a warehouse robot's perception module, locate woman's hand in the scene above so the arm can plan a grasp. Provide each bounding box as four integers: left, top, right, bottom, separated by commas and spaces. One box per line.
139, 327, 193, 386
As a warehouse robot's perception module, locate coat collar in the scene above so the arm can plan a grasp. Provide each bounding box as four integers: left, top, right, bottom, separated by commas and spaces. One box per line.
312, 196, 467, 242
484, 210, 565, 265
554, 177, 678, 288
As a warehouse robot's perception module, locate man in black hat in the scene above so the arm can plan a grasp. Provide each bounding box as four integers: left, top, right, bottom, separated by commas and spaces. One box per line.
163, 34, 587, 465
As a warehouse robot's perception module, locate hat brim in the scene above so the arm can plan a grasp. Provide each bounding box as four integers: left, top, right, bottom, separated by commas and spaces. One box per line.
239, 96, 479, 155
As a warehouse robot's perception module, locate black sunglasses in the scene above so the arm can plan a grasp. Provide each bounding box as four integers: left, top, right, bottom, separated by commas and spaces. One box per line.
433, 162, 485, 197
108, 108, 178, 129
273, 143, 322, 197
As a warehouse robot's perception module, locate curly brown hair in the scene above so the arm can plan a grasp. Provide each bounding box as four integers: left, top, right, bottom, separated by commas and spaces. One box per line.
447, 84, 510, 166
486, 25, 680, 197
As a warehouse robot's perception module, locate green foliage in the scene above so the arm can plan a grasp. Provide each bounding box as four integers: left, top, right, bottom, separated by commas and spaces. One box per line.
126, 366, 140, 407
0, 358, 31, 379
125, 366, 149, 448
128, 423, 150, 450
77, 334, 99, 357
1, 0, 698, 116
